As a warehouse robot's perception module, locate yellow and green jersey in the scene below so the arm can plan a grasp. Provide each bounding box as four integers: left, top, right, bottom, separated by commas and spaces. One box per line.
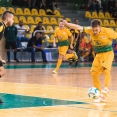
84, 27, 117, 53
54, 27, 72, 46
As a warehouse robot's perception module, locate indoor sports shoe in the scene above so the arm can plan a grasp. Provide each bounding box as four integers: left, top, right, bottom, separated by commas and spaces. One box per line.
52, 69, 58, 74
94, 94, 106, 103
102, 87, 109, 97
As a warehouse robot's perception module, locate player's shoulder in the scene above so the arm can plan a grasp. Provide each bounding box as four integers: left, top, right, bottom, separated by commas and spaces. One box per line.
102, 27, 113, 33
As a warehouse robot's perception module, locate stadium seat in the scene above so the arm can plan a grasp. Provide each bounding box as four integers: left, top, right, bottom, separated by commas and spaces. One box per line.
19, 16, 27, 24
46, 26, 54, 34
65, 18, 71, 22
115, 28, 117, 32
24, 8, 31, 15
54, 26, 59, 30
43, 17, 50, 24
54, 9, 64, 17
110, 20, 116, 27
103, 20, 110, 26
35, 17, 42, 24
46, 9, 53, 15
27, 16, 35, 24
105, 12, 111, 18
14, 16, 19, 24
50, 17, 58, 25
30, 25, 36, 33
98, 19, 103, 26
99, 12, 105, 18
31, 9, 39, 16
16, 8, 24, 15
85, 11, 91, 18
24, 25, 30, 30
0, 7, 7, 14
92, 11, 98, 18
8, 7, 16, 14
39, 9, 47, 16
58, 18, 63, 23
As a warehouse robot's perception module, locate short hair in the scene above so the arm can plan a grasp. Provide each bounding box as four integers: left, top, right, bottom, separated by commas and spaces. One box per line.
2, 11, 14, 20
75, 19, 79, 21
39, 21, 42, 24
91, 19, 101, 27
59, 19, 63, 23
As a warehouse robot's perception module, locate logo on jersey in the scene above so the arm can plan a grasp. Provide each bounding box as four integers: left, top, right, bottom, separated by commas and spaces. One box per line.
102, 36, 106, 39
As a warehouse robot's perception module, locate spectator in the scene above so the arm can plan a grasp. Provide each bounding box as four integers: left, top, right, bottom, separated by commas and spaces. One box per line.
28, 0, 37, 10
27, 32, 48, 63
33, 22, 52, 48
35, 0, 46, 9
79, 32, 95, 61
88, 0, 101, 12
108, 0, 115, 14
15, 20, 30, 48
4, 25, 19, 62
46, 0, 54, 11
112, 2, 117, 18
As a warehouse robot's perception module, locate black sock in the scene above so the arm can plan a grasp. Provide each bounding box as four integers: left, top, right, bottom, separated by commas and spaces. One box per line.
14, 52, 17, 59
7, 52, 10, 60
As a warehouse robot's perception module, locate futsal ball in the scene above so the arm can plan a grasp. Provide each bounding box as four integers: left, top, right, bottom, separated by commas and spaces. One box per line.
88, 87, 100, 99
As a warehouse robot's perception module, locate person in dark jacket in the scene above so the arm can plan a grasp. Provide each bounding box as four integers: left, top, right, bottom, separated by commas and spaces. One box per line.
4, 25, 19, 62
27, 32, 47, 63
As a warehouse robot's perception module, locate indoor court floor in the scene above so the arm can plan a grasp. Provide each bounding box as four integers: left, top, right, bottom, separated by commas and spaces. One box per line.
0, 62, 117, 117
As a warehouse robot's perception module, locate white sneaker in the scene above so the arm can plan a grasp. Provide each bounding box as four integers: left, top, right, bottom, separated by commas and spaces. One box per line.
80, 57, 84, 62
94, 94, 106, 103
102, 87, 109, 97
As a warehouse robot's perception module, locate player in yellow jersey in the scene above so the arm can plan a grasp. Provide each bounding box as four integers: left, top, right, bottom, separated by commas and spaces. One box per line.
0, 11, 14, 103
63, 19, 117, 102
52, 20, 78, 74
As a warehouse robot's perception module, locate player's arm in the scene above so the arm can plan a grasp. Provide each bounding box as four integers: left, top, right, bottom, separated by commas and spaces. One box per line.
53, 29, 57, 47
63, 20, 83, 31
53, 37, 57, 47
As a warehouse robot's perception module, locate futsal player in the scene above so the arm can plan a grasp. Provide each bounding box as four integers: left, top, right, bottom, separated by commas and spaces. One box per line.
52, 20, 78, 74
0, 11, 14, 103
63, 19, 117, 102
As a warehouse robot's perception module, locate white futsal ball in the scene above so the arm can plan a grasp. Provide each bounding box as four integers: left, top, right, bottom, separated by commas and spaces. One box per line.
88, 87, 100, 99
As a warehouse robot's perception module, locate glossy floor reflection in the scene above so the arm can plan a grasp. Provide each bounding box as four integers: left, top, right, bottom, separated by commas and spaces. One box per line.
0, 62, 117, 117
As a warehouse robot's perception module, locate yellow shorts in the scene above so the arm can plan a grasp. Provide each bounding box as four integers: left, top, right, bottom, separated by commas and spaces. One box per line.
91, 50, 114, 72
58, 46, 68, 55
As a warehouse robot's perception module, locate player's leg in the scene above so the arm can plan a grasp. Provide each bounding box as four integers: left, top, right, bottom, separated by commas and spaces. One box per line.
0, 62, 5, 103
90, 54, 103, 92
5, 41, 10, 62
0, 63, 5, 78
12, 42, 19, 62
53, 46, 65, 74
101, 51, 114, 97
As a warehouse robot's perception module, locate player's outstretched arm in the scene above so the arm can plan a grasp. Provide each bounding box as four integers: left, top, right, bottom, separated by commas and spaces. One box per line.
63, 20, 83, 31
